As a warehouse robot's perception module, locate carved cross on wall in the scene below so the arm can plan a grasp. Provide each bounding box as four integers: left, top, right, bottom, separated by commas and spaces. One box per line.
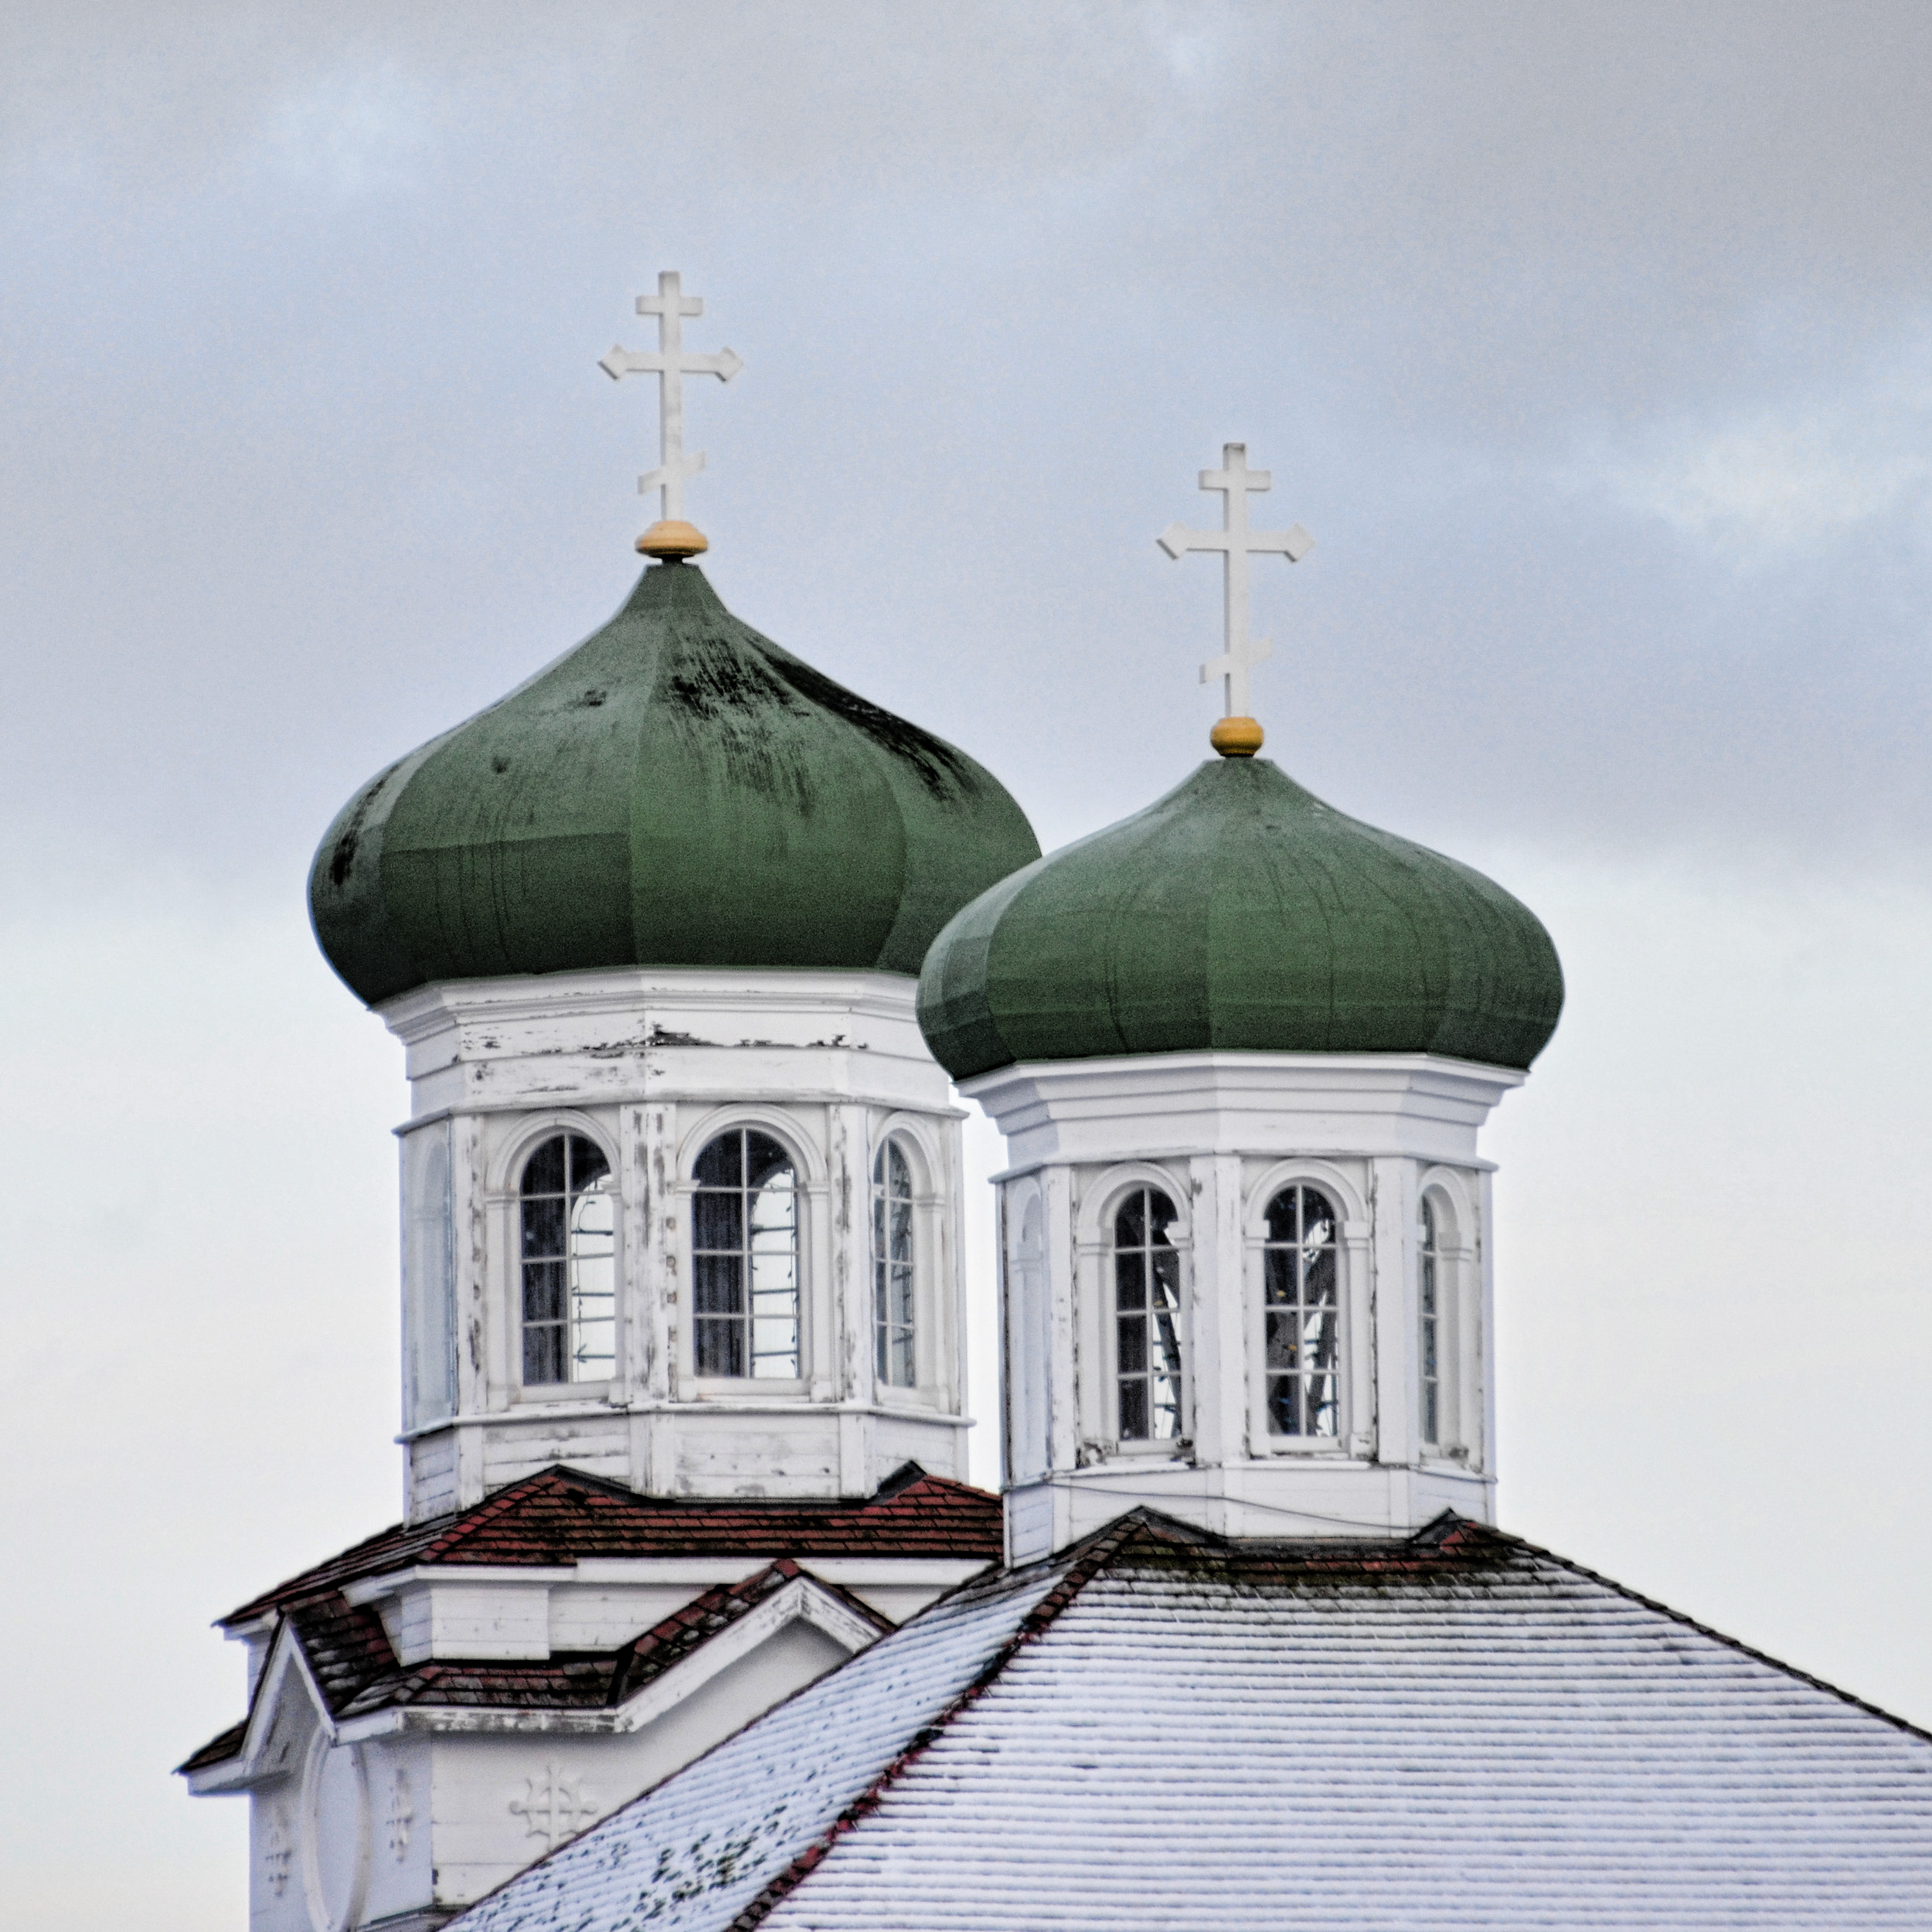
1158, 443, 1314, 719
600, 271, 744, 522
510, 1763, 598, 1850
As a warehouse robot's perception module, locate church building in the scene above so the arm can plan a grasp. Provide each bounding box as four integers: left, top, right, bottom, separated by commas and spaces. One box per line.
182, 275, 1932, 1931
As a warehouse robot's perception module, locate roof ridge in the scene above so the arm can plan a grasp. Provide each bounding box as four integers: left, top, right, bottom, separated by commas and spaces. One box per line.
1471, 1520, 1932, 1746
725, 1512, 1150, 1932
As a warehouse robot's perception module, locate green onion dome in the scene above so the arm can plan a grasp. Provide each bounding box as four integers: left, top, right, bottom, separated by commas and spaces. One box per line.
311, 560, 1042, 1005
917, 755, 1562, 1081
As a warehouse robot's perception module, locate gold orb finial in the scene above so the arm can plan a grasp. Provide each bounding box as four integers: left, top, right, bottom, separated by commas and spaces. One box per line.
635, 519, 709, 559
1211, 716, 1264, 757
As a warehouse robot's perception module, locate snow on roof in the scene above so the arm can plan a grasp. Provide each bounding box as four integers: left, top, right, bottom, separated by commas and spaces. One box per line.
447, 1512, 1932, 1932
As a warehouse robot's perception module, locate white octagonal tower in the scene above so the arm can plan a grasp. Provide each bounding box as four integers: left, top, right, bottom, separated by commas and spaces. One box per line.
184, 274, 1039, 1932
921, 753, 1561, 1564
312, 553, 1040, 1521
917, 446, 1563, 1563
383, 962, 975, 1515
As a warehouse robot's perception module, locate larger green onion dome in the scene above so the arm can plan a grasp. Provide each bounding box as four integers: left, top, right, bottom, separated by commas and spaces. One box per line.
311, 561, 1041, 1005
917, 756, 1562, 1081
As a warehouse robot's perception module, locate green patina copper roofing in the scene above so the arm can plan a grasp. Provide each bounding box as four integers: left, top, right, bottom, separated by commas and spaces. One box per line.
310, 561, 1041, 1005
917, 756, 1563, 1080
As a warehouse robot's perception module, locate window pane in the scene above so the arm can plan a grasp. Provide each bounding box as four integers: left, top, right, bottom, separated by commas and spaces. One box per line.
750, 1175, 796, 1239
1305, 1243, 1338, 1307
1305, 1307, 1338, 1371
693, 1131, 743, 1189
1119, 1379, 1148, 1440
889, 1196, 913, 1264
1265, 1309, 1298, 1371
1264, 1189, 1299, 1245
1308, 1372, 1339, 1437
1114, 1190, 1146, 1247
1263, 1247, 1296, 1307
1114, 1251, 1147, 1309
1267, 1373, 1299, 1436
521, 1135, 567, 1198
1150, 1304, 1183, 1375
888, 1141, 911, 1195
695, 1316, 743, 1379
692, 1190, 742, 1250
568, 1134, 611, 1190
1151, 1249, 1181, 1308
1147, 1189, 1179, 1244
524, 1323, 567, 1386
693, 1253, 743, 1316
569, 1181, 615, 1383
522, 1195, 566, 1260
522, 1258, 566, 1325
888, 1326, 914, 1387
1301, 1189, 1337, 1249
1117, 1312, 1148, 1374
745, 1131, 792, 1191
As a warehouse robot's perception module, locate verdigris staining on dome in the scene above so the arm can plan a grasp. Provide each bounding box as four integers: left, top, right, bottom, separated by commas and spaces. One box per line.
311, 267, 1039, 1006
310, 560, 1040, 1005
917, 757, 1563, 1077
917, 436, 1563, 1079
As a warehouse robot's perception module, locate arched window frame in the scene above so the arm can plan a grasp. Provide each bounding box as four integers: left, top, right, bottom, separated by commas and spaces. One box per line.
1415, 1167, 1479, 1462
489, 1111, 623, 1401
676, 1110, 821, 1395
1243, 1159, 1372, 1458
1076, 1163, 1193, 1458
867, 1118, 945, 1405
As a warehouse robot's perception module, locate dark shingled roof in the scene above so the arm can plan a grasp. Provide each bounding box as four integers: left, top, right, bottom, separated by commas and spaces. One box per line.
179, 1466, 991, 1777
219, 1462, 1001, 1628
180, 1559, 893, 1774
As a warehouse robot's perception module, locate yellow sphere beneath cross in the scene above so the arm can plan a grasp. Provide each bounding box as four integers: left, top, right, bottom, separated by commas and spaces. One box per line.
635, 519, 709, 559
1210, 716, 1264, 757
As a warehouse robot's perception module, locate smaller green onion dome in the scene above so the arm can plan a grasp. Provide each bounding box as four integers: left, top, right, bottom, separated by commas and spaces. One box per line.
311, 561, 1041, 1005
917, 756, 1563, 1080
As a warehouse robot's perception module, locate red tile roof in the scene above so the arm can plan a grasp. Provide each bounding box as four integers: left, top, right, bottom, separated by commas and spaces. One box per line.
222, 1462, 1001, 1628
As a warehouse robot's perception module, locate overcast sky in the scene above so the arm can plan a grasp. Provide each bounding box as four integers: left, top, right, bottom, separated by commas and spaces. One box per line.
5, 5, 1932, 1926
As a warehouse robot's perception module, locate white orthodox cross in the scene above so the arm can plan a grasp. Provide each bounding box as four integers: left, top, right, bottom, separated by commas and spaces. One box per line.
1158, 443, 1314, 718
599, 271, 743, 522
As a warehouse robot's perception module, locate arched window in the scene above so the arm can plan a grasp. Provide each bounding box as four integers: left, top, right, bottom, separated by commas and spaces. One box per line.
1262, 1184, 1340, 1437
1113, 1186, 1182, 1442
1418, 1194, 1442, 1447
692, 1128, 799, 1379
519, 1134, 615, 1386
872, 1138, 916, 1388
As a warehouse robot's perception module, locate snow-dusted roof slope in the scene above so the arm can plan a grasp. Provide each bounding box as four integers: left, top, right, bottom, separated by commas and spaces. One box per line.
451, 1513, 1932, 1931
